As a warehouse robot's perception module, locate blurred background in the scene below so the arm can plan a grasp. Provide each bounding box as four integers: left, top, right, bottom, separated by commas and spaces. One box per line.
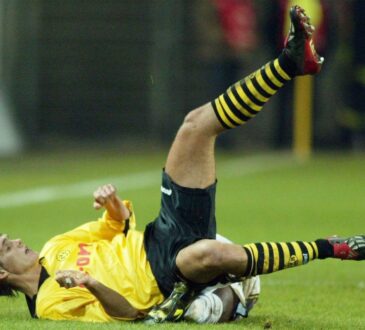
0, 0, 364, 156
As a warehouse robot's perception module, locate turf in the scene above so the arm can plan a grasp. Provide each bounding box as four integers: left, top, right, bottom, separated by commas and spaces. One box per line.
0, 151, 364, 329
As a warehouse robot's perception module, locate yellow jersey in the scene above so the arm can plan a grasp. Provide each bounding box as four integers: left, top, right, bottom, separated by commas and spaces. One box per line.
36, 201, 164, 322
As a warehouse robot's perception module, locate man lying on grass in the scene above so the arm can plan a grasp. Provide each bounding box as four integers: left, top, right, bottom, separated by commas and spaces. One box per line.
1, 5, 364, 324
0, 185, 260, 323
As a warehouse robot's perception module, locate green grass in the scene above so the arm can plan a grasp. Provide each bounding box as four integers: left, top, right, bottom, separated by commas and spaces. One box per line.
0, 151, 365, 329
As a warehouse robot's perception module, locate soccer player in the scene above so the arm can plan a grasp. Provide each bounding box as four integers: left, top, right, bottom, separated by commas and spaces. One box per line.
0, 5, 364, 323
0, 184, 257, 322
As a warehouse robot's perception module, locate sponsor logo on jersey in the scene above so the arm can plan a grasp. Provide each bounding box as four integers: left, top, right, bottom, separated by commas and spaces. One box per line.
76, 243, 91, 271
56, 249, 71, 261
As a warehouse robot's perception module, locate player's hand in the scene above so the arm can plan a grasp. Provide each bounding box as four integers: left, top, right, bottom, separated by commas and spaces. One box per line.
93, 184, 118, 210
93, 184, 130, 221
55, 270, 91, 289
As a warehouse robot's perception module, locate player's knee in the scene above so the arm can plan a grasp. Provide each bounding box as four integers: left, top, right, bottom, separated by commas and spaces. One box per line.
180, 107, 205, 134
190, 240, 225, 272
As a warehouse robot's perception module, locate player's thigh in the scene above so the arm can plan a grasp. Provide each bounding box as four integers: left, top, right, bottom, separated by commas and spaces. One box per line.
176, 239, 246, 283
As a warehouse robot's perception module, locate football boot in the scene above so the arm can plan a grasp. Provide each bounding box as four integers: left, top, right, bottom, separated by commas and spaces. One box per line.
283, 5, 324, 75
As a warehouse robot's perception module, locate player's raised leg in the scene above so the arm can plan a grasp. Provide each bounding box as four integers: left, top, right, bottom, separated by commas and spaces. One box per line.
165, 5, 323, 189
146, 6, 325, 323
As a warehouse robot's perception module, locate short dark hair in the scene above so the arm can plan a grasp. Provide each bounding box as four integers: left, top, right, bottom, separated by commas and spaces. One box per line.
0, 261, 17, 297
0, 282, 16, 296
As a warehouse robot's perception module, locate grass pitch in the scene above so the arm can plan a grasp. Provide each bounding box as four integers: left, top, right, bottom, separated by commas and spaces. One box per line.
0, 150, 364, 329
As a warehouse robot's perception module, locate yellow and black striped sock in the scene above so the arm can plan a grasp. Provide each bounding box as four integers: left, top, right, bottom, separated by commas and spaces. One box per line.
242, 239, 333, 277
212, 53, 297, 129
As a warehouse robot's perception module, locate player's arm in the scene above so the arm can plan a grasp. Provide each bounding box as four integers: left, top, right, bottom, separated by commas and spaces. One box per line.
55, 270, 144, 320
48, 185, 133, 245
93, 184, 130, 222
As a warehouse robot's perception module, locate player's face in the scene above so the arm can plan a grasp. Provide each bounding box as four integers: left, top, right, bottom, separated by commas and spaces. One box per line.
0, 234, 39, 274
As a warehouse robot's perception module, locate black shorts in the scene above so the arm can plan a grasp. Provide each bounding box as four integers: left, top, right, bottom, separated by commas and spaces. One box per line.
144, 171, 217, 297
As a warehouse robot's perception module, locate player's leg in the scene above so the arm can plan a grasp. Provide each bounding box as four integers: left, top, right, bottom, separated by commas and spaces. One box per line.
158, 234, 365, 323
146, 274, 260, 324
165, 5, 323, 189
184, 286, 238, 323
176, 235, 365, 284
184, 276, 260, 323
183, 235, 260, 323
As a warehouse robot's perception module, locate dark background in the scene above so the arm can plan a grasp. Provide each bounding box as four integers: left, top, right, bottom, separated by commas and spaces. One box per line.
0, 0, 363, 154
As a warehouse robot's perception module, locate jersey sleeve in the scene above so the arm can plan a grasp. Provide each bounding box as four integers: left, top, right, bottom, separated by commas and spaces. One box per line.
51, 200, 136, 243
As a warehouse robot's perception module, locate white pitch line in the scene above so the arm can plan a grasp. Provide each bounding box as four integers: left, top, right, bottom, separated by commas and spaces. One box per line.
0, 154, 298, 209
0, 170, 160, 209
